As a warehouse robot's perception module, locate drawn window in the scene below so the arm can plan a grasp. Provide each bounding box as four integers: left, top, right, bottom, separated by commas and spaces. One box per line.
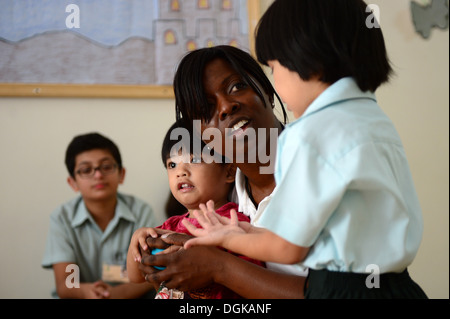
170, 0, 181, 11
222, 0, 232, 10
186, 40, 197, 51
198, 0, 210, 9
229, 39, 238, 47
165, 30, 177, 45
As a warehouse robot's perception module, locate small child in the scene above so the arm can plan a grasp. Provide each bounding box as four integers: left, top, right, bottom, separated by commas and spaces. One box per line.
127, 120, 264, 299
182, 0, 428, 299
42, 132, 156, 298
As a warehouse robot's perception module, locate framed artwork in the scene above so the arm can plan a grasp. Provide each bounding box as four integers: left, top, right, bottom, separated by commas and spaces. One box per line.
0, 0, 260, 98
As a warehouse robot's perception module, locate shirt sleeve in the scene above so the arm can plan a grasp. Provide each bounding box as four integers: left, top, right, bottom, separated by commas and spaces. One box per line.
41, 209, 77, 268
259, 135, 347, 248
133, 199, 158, 230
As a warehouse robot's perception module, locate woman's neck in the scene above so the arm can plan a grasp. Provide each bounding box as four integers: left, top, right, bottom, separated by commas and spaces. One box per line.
240, 164, 276, 206
238, 119, 282, 205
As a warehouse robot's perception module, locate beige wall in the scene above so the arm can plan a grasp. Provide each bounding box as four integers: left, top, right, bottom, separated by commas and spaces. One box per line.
0, 0, 448, 298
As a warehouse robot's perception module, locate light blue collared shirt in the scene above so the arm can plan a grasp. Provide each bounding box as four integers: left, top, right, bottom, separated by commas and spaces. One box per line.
42, 193, 157, 296
259, 78, 423, 273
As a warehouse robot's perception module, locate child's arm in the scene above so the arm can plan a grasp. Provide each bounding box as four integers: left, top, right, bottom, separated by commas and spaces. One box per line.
126, 227, 159, 283
183, 200, 309, 264
53, 263, 111, 298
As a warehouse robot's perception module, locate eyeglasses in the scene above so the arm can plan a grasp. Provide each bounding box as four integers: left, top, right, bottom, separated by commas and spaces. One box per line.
75, 163, 118, 179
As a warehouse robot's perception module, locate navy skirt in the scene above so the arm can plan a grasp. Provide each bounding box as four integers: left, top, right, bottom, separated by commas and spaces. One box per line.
305, 268, 428, 299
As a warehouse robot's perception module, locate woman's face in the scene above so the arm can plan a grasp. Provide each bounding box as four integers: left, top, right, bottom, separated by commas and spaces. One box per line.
199, 58, 277, 164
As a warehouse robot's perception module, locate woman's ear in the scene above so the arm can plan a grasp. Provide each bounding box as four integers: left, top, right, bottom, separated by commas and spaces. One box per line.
225, 164, 236, 184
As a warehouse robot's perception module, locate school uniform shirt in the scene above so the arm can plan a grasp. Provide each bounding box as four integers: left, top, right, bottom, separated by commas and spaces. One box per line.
42, 192, 156, 297
234, 169, 308, 276
259, 77, 423, 274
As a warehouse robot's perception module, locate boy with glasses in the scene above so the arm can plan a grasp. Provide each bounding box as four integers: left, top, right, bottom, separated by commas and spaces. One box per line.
42, 132, 157, 298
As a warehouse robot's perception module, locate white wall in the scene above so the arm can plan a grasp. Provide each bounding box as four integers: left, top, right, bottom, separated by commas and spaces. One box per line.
0, 0, 448, 298
0, 98, 174, 298
363, 0, 449, 299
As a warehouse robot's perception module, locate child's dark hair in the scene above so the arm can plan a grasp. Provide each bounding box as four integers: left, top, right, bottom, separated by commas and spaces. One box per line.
255, 0, 393, 92
173, 45, 287, 124
161, 119, 224, 167
65, 132, 122, 178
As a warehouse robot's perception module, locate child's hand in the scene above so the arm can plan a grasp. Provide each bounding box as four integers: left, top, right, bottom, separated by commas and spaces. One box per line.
182, 200, 246, 249
129, 227, 159, 262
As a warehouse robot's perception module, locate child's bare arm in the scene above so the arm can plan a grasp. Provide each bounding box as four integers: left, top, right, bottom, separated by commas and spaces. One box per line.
183, 200, 309, 264
130, 227, 159, 261
126, 227, 159, 283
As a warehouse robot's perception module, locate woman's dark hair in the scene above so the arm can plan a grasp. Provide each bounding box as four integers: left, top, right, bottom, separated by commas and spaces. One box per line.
256, 0, 393, 92
65, 132, 122, 178
173, 45, 287, 124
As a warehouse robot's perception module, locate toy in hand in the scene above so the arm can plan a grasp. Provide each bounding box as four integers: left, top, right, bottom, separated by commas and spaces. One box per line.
151, 248, 165, 270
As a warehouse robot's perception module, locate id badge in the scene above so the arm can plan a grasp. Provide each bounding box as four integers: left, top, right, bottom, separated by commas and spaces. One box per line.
102, 263, 129, 283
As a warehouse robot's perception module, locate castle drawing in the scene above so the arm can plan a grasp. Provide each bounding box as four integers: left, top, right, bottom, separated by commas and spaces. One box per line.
0, 0, 250, 86
154, 0, 250, 84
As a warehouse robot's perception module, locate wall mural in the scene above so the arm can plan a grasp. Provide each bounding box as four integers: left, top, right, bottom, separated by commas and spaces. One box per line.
0, 0, 250, 87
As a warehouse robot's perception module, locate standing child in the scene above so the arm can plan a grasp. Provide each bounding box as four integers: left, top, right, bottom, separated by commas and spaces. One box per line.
183, 0, 428, 299
42, 132, 157, 298
127, 120, 264, 299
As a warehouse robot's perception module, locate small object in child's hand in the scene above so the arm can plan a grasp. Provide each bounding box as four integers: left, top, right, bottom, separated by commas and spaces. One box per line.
151, 249, 165, 270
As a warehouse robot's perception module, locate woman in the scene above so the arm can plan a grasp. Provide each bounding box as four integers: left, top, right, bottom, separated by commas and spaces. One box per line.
139, 45, 307, 298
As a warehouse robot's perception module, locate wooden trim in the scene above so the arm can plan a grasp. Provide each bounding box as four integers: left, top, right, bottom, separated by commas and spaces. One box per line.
0, 83, 174, 99
247, 0, 261, 57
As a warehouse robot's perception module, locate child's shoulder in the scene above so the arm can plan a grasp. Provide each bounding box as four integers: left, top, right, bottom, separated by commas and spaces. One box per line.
52, 195, 82, 215
49, 195, 85, 227
117, 192, 153, 212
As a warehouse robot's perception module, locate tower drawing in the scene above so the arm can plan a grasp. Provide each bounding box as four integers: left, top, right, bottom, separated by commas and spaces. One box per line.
154, 0, 249, 84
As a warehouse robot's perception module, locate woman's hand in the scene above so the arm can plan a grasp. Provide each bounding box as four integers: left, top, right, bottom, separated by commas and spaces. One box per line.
139, 232, 225, 291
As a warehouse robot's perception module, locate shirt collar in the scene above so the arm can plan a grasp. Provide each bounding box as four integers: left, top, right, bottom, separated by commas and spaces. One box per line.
71, 198, 91, 228
301, 77, 377, 120
71, 194, 136, 228
235, 169, 273, 224
235, 168, 255, 218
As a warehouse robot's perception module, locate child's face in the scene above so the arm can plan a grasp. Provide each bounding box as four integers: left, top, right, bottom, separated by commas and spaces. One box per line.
67, 149, 125, 202
268, 60, 329, 118
166, 152, 234, 213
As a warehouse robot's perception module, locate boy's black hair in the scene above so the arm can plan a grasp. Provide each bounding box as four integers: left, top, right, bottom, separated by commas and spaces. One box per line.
255, 0, 393, 92
65, 132, 122, 178
173, 45, 287, 124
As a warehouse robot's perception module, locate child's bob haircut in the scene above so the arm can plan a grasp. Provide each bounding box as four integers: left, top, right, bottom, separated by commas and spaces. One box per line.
255, 0, 393, 92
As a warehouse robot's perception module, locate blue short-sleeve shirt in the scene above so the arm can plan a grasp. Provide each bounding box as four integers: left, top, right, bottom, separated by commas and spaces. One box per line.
42, 193, 157, 295
259, 78, 423, 273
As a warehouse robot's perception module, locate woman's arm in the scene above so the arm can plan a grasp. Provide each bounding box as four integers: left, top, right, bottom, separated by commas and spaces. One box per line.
214, 249, 306, 299
139, 234, 306, 298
